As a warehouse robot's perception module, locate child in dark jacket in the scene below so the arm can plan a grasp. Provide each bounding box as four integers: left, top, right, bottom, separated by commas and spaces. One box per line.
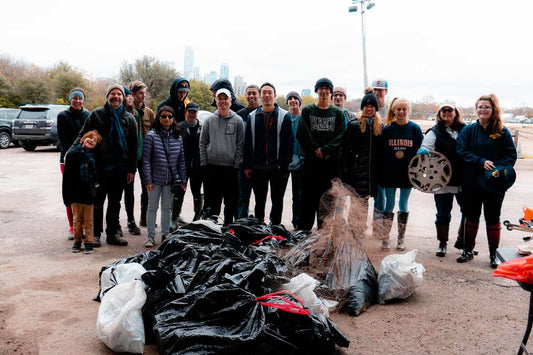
62, 130, 102, 254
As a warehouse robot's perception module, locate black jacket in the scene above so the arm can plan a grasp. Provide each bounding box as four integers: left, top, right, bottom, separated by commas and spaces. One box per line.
178, 120, 202, 171
73, 104, 138, 174
341, 117, 381, 197
62, 144, 98, 206
57, 107, 89, 163
158, 77, 189, 123
430, 123, 465, 187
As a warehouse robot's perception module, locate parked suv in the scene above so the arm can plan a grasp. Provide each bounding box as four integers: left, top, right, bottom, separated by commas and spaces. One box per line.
12, 104, 69, 151
0, 108, 21, 149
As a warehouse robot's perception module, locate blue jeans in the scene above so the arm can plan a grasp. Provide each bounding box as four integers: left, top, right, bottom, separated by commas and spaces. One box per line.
434, 193, 463, 225
373, 185, 385, 214
384, 187, 412, 213
147, 184, 172, 239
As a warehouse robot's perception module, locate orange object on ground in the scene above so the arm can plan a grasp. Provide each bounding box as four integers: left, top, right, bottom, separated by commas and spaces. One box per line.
492, 254, 533, 284
523, 207, 533, 223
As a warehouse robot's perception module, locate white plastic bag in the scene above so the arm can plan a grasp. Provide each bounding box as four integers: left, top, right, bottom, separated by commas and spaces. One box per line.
96, 279, 147, 354
377, 249, 425, 304
283, 273, 338, 317
99, 263, 147, 300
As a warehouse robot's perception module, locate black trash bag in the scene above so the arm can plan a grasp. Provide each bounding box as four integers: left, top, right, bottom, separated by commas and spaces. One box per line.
224, 220, 273, 244
337, 256, 378, 316
153, 283, 349, 354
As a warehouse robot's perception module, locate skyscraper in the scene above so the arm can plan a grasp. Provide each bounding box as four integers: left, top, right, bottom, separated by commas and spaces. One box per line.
205, 71, 218, 85
193, 66, 200, 81
234, 75, 246, 96
184, 46, 194, 80
220, 63, 229, 80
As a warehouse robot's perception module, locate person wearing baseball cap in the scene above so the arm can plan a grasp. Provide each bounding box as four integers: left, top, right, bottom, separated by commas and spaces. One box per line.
331, 86, 355, 126
371, 79, 389, 118
209, 79, 245, 113
57, 87, 90, 240
157, 77, 190, 123
199, 87, 244, 225
296, 77, 346, 230
286, 90, 304, 229
417, 100, 466, 258
72, 83, 139, 247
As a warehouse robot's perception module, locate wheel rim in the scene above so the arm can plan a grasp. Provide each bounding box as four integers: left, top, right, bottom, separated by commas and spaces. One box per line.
408, 151, 452, 193
0, 133, 10, 148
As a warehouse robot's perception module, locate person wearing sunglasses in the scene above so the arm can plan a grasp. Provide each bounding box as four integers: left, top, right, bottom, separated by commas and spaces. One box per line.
142, 106, 187, 247
417, 101, 466, 257
456, 94, 517, 267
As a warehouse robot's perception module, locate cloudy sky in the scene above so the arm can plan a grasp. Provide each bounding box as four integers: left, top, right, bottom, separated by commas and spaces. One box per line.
3, 0, 533, 108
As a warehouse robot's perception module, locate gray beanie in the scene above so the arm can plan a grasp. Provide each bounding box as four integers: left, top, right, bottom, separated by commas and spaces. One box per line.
286, 91, 302, 106
106, 84, 125, 98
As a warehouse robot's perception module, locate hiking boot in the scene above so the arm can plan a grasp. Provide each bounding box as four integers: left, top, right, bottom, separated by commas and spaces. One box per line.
457, 250, 474, 263
436, 242, 447, 257
139, 219, 147, 227
71, 242, 82, 253
106, 234, 128, 246
145, 237, 155, 248
93, 235, 101, 248
84, 243, 93, 254
68, 226, 75, 240
128, 221, 141, 235
117, 225, 124, 237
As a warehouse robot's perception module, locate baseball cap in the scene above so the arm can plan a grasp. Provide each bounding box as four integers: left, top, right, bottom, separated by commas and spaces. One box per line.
186, 102, 199, 111
438, 100, 456, 111
371, 79, 388, 90
216, 88, 231, 98
177, 80, 190, 92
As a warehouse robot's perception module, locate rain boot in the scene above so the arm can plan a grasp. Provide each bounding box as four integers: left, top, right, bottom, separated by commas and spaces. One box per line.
381, 212, 394, 249
487, 223, 501, 269
193, 195, 204, 221
436, 224, 449, 257
454, 215, 466, 250
397, 212, 409, 251
457, 219, 478, 263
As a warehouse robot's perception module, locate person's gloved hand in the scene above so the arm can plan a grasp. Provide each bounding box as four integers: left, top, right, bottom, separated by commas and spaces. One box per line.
417, 148, 429, 155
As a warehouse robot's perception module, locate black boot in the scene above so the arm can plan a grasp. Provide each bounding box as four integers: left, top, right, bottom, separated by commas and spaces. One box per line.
487, 223, 501, 269
457, 250, 474, 263
436, 224, 449, 257
454, 215, 466, 250
193, 195, 204, 221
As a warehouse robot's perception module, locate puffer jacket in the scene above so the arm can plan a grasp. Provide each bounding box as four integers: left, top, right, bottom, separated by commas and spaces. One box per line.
57, 106, 89, 163
340, 116, 381, 197
142, 128, 187, 186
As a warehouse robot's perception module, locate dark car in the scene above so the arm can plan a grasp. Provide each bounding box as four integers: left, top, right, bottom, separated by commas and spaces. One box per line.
12, 104, 69, 151
0, 108, 21, 149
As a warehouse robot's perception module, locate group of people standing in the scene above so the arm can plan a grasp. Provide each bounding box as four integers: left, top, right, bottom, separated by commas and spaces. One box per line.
58, 76, 517, 268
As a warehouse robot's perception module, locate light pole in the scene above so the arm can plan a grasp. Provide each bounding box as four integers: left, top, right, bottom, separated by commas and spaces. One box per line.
349, 0, 375, 88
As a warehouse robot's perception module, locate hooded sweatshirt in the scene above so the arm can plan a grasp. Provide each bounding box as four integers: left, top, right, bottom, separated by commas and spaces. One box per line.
157, 77, 189, 123
199, 110, 244, 168
209, 79, 245, 112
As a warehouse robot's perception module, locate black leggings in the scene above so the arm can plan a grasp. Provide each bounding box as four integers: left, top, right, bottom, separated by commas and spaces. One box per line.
461, 189, 505, 225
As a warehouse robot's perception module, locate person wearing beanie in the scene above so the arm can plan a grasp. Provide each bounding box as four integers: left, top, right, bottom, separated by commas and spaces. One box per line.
296, 78, 346, 230
129, 80, 156, 227
340, 87, 383, 233
378, 98, 423, 251
157, 77, 190, 123
243, 82, 294, 225
120, 85, 142, 236
72, 83, 138, 247
236, 84, 261, 219
57, 87, 90, 240
332, 86, 355, 126
286, 90, 304, 229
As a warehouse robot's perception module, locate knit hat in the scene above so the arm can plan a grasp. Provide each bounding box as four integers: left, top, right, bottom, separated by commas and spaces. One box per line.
286, 91, 302, 106
68, 88, 85, 102
332, 87, 347, 98
361, 92, 379, 110
123, 86, 132, 96
314, 78, 333, 93
106, 84, 125, 98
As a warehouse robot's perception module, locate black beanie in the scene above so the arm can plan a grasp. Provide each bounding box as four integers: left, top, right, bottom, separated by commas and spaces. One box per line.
314, 78, 333, 93
361, 92, 379, 111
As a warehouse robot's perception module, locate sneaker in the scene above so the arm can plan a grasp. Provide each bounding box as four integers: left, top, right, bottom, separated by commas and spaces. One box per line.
93, 235, 101, 248
139, 219, 147, 227
145, 237, 155, 247
106, 234, 128, 246
128, 221, 141, 235
68, 227, 75, 240
84, 243, 93, 254
71, 242, 82, 253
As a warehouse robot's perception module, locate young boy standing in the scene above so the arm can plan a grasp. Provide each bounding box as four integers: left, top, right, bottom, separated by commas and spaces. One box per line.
62, 130, 102, 254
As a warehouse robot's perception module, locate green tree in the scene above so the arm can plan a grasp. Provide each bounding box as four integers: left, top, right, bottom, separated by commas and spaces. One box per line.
275, 95, 288, 110
17, 76, 52, 104
119, 56, 178, 103
302, 95, 316, 106
47, 62, 88, 101
189, 80, 214, 111
0, 73, 17, 107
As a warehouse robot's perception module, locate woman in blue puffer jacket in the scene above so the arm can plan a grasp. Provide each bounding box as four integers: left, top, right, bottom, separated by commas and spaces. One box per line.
142, 106, 187, 247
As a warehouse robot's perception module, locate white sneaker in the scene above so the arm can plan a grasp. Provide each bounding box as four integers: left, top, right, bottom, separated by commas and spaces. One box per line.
144, 237, 155, 247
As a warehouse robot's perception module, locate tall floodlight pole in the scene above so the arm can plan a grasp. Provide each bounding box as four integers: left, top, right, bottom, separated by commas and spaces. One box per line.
349, 0, 375, 88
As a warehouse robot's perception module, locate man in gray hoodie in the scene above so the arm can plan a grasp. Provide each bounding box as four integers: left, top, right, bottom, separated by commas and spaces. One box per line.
199, 88, 244, 225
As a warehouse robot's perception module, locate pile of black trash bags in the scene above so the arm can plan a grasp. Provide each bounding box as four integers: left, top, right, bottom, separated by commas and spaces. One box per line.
96, 218, 352, 354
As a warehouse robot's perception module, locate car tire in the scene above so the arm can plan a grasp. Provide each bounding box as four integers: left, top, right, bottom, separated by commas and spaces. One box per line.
0, 131, 11, 149
21, 142, 37, 151
12, 140, 20, 147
